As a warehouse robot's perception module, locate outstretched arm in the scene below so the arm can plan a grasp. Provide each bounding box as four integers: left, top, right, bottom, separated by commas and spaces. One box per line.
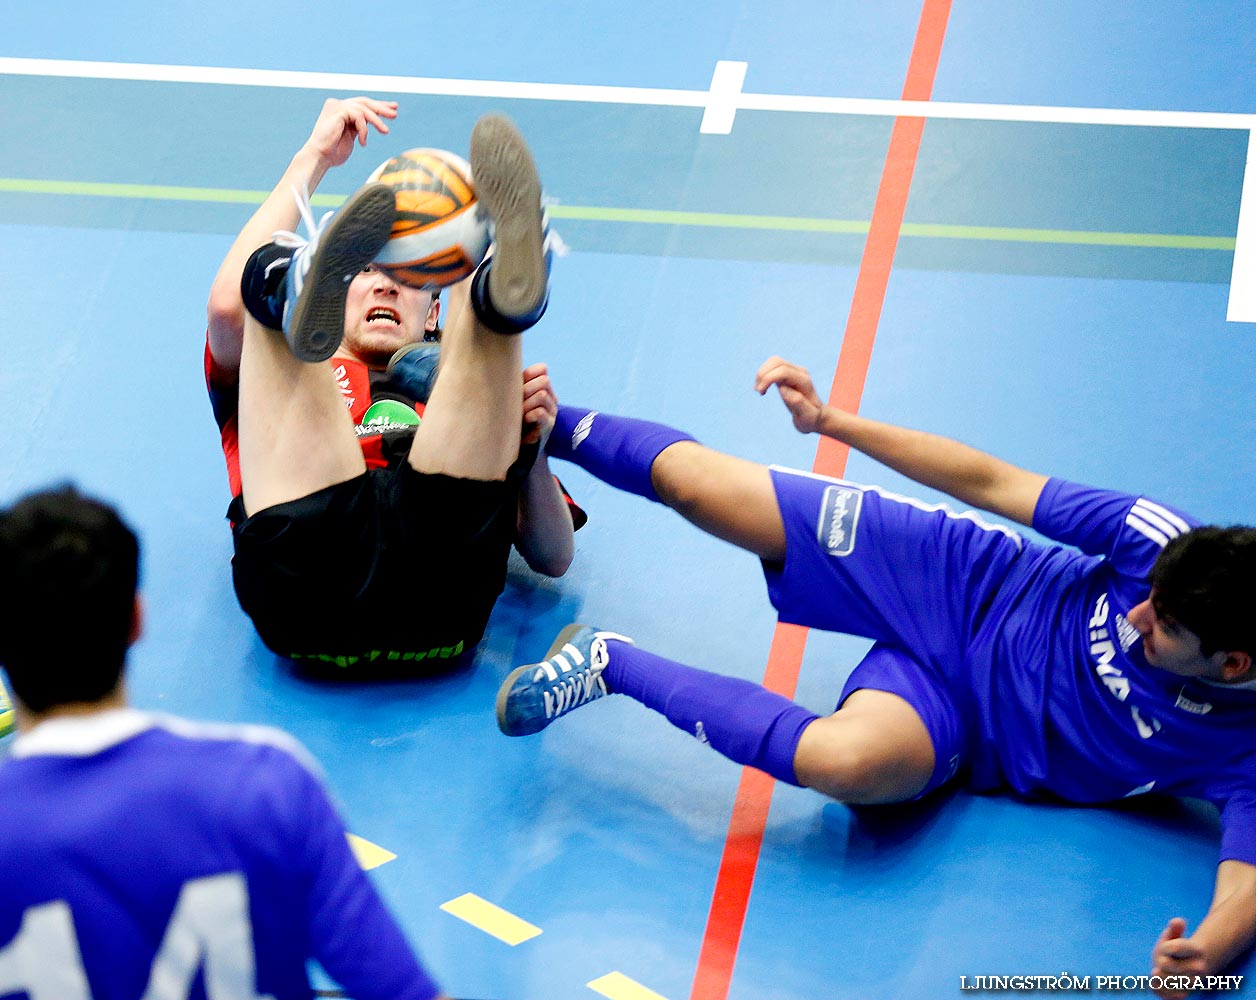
755, 356, 1048, 528
515, 363, 575, 576
205, 97, 398, 374
1149, 860, 1256, 999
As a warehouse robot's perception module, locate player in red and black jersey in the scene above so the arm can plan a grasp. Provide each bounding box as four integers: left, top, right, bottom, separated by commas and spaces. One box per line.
205, 98, 583, 673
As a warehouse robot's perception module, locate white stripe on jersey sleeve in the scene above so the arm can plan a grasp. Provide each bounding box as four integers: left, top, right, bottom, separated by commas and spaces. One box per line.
1132, 498, 1189, 538
1125, 510, 1172, 548
156, 714, 325, 779
13, 708, 325, 786
12, 708, 153, 758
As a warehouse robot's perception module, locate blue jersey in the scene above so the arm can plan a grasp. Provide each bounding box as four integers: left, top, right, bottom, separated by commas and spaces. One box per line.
0, 710, 441, 1000
1002, 479, 1256, 864
764, 470, 1256, 866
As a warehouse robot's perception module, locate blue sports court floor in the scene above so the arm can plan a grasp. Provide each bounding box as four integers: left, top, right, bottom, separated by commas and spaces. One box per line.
2, 3, 1255, 997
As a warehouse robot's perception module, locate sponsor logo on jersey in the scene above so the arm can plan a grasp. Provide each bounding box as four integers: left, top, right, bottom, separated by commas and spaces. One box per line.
818, 484, 863, 557
354, 399, 421, 437
361, 399, 421, 427
1089, 594, 1161, 740
1174, 689, 1213, 715
332, 363, 357, 410
1114, 612, 1140, 654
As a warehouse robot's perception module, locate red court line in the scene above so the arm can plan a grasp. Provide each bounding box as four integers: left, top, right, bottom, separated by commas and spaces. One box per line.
688, 3, 953, 998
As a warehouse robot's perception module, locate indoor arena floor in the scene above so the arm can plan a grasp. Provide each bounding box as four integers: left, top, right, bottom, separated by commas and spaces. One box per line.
2, 3, 1255, 997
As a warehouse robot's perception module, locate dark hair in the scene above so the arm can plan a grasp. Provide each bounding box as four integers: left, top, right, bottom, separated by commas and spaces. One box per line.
0, 486, 140, 712
423, 290, 443, 343
1150, 526, 1256, 657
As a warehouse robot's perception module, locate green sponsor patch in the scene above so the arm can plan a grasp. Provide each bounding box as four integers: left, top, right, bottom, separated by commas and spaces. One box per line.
361, 399, 421, 428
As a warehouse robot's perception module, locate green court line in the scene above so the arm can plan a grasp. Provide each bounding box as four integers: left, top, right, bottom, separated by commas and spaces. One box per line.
0, 177, 1236, 251
0, 178, 344, 207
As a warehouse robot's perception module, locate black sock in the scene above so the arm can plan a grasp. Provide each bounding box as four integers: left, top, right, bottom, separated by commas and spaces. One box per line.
240, 242, 293, 331
468, 259, 549, 335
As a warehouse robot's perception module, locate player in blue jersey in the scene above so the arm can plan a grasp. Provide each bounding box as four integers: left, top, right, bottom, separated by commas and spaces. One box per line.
0, 486, 448, 1000
494, 356, 1256, 997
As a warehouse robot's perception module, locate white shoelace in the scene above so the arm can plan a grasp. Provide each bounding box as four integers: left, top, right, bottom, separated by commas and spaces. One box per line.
538, 632, 633, 720
542, 670, 608, 720
270, 185, 335, 291
271, 184, 328, 249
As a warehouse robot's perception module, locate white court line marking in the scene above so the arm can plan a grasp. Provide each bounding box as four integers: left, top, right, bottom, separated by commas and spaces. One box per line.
700, 60, 747, 135
0, 57, 707, 108
1227, 129, 1256, 323
1, 56, 1252, 130
1, 56, 1251, 321
738, 93, 1256, 131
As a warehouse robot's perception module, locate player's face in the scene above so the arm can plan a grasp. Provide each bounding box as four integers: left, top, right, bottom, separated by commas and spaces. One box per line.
340, 264, 439, 367
1127, 594, 1221, 678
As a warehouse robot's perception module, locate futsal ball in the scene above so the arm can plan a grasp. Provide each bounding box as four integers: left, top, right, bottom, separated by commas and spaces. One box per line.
366, 148, 492, 289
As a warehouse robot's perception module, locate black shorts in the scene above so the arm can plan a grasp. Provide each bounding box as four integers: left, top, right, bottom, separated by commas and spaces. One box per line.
229, 458, 527, 673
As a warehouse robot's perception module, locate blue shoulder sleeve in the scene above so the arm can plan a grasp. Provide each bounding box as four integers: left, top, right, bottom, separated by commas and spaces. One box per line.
1032, 477, 1200, 582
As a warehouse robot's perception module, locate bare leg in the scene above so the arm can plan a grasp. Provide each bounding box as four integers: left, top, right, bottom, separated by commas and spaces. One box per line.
407, 113, 548, 481
236, 312, 366, 516
794, 690, 936, 803
649, 441, 787, 562
406, 280, 521, 479
648, 454, 936, 800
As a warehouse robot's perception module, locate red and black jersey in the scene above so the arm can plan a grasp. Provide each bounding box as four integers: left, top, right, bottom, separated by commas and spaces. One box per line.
204, 336, 586, 527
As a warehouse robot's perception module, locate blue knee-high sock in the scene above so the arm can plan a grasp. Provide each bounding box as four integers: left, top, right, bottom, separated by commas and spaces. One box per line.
546, 406, 695, 504
602, 639, 817, 786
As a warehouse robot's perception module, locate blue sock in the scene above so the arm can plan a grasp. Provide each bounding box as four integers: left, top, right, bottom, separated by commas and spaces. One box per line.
546, 407, 695, 504
602, 640, 817, 786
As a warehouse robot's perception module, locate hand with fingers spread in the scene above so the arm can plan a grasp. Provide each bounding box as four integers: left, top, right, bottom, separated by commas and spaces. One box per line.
755, 355, 827, 434
751, 353, 1051, 526
521, 362, 558, 448
302, 96, 399, 172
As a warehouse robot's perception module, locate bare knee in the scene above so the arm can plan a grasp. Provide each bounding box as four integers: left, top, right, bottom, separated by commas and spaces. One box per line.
649, 443, 786, 561
651, 442, 716, 512
793, 695, 935, 804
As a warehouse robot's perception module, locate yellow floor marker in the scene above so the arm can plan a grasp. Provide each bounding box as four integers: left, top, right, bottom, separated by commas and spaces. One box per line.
346, 833, 396, 871
587, 971, 669, 1000
439, 893, 542, 945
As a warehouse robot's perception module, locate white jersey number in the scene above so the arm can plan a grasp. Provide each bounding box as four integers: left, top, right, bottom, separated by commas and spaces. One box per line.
0, 873, 276, 1000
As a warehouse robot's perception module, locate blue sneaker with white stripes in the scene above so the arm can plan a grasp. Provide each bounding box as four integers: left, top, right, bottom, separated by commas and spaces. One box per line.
496, 624, 634, 736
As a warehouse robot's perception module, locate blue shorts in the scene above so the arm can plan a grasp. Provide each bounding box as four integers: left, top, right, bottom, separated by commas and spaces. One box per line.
762, 467, 1026, 792
837, 643, 966, 797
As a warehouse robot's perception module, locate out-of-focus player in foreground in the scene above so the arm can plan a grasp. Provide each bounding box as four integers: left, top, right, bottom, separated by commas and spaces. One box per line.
0, 485, 449, 1000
